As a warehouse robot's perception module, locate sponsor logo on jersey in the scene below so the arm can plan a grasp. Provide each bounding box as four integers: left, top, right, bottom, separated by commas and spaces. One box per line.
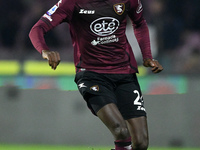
90, 17, 120, 36
91, 35, 119, 46
136, 0, 143, 14
79, 9, 95, 14
113, 3, 125, 15
90, 85, 99, 92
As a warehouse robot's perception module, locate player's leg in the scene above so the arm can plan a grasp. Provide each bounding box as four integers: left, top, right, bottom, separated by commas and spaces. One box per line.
96, 102, 130, 140
75, 71, 132, 149
95, 102, 133, 150
115, 74, 148, 150
126, 116, 149, 150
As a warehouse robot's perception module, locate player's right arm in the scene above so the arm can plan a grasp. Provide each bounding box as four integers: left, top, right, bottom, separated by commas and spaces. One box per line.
42, 50, 60, 70
29, 19, 61, 70
29, 0, 74, 70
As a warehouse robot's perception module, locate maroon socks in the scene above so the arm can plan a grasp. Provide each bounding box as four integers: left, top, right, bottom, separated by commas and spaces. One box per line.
114, 137, 132, 150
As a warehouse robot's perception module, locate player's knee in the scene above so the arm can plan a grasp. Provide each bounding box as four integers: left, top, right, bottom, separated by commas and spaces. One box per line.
112, 124, 129, 140
132, 136, 148, 150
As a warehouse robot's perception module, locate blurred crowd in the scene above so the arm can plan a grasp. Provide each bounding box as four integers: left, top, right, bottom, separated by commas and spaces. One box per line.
0, 0, 200, 74
144, 0, 200, 74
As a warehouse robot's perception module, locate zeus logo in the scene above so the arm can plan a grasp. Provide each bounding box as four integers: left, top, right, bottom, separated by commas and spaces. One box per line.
79, 9, 95, 14
90, 17, 120, 36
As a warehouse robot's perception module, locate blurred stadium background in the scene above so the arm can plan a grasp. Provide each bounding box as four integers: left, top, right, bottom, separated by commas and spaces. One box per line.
0, 0, 200, 149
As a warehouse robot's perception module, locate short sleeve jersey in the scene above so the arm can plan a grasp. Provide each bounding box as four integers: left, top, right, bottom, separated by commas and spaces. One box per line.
40, 0, 152, 74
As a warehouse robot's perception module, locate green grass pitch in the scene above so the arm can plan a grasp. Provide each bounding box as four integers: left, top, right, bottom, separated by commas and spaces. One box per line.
0, 145, 199, 150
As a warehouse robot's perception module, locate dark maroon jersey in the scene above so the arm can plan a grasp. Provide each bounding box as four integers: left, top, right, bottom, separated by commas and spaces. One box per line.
29, 0, 153, 74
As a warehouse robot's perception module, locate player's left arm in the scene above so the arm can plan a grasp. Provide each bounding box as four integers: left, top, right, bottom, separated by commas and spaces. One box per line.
128, 0, 163, 73
143, 58, 163, 73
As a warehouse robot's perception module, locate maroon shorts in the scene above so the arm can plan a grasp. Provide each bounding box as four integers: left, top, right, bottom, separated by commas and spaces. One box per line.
75, 71, 146, 120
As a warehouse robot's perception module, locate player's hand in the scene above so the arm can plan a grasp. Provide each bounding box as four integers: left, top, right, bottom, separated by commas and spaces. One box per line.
42, 50, 60, 70
143, 58, 163, 73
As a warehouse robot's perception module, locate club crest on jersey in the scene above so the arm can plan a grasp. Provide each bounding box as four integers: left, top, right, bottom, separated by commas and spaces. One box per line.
113, 3, 125, 15
90, 85, 99, 92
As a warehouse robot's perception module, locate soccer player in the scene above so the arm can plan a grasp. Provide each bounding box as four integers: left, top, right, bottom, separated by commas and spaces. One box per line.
29, 0, 163, 149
